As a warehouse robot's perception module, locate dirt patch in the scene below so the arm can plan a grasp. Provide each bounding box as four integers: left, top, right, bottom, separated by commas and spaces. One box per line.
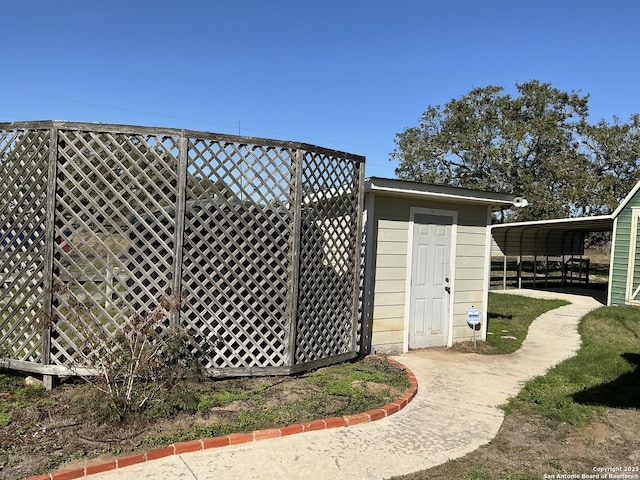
0, 357, 409, 479
403, 409, 640, 479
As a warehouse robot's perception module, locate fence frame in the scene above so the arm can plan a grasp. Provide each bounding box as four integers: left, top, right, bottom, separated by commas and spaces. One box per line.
0, 120, 365, 387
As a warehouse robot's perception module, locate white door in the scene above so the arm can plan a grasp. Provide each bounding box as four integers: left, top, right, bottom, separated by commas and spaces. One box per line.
409, 213, 453, 348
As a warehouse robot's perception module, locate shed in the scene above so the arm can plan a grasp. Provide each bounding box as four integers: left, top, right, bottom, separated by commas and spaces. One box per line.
609, 181, 640, 305
361, 177, 520, 353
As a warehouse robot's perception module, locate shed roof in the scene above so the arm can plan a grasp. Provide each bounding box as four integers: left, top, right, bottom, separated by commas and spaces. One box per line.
365, 177, 519, 207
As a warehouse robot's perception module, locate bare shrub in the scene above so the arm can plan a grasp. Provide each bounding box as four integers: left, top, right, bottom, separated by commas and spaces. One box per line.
73, 295, 201, 422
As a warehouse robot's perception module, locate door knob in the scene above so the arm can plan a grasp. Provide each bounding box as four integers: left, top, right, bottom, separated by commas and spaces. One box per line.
445, 286, 451, 293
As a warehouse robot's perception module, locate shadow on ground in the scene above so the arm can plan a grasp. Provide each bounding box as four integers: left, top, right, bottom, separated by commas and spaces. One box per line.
573, 353, 640, 409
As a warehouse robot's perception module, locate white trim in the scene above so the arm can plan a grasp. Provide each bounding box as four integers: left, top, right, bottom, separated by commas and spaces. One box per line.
625, 208, 640, 303
368, 184, 514, 206
491, 214, 614, 230
613, 179, 640, 218
404, 207, 458, 351
481, 205, 493, 341
607, 216, 618, 306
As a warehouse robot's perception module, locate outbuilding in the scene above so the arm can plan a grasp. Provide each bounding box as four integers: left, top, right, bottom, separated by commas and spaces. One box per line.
490, 178, 640, 306
609, 180, 640, 305
361, 177, 522, 354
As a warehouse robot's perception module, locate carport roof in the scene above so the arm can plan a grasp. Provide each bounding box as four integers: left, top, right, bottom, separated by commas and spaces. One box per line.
491, 178, 640, 257
492, 215, 614, 257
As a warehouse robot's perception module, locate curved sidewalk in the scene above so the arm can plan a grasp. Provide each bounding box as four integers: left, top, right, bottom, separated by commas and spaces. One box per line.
74, 289, 602, 480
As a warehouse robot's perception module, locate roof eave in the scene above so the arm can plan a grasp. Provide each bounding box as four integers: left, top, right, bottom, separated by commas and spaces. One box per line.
491, 214, 615, 231
612, 179, 640, 218
365, 177, 517, 207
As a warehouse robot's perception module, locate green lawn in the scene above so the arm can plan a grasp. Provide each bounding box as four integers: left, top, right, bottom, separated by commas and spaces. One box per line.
456, 292, 569, 354
505, 304, 640, 426
395, 295, 640, 479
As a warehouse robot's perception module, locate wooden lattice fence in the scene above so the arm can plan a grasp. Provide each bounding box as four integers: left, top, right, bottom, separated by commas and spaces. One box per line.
0, 121, 365, 383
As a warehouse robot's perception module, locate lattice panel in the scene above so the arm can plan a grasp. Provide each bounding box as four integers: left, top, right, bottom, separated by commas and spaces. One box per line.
51, 130, 179, 367
295, 152, 361, 364
0, 121, 364, 378
179, 139, 295, 368
0, 129, 49, 362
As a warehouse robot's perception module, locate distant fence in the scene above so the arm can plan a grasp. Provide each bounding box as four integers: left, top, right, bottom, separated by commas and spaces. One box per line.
0, 121, 365, 381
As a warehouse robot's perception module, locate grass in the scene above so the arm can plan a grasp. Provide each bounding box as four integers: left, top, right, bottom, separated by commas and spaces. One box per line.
0, 355, 410, 478
4, 292, 638, 479
454, 292, 568, 354
505, 305, 640, 426
395, 296, 640, 479
138, 357, 410, 448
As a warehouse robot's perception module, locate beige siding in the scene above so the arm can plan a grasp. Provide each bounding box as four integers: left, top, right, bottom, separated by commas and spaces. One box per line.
372, 291, 405, 305
369, 193, 491, 352
376, 241, 408, 255
452, 322, 478, 343
455, 267, 486, 280
373, 304, 406, 319
372, 316, 405, 330
370, 205, 408, 353
452, 216, 490, 344
371, 329, 404, 352
375, 266, 405, 280
452, 295, 485, 313
374, 279, 406, 293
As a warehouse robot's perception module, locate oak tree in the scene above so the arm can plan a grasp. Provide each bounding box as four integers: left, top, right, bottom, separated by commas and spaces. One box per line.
392, 81, 640, 221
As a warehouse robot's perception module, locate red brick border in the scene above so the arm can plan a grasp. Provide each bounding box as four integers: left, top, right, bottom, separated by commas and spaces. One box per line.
25, 355, 418, 480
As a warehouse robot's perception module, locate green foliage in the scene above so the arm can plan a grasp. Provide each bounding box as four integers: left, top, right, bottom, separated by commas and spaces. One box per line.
0, 411, 10, 427
580, 115, 640, 214
306, 357, 410, 414
484, 293, 568, 354
393, 464, 539, 480
0, 369, 25, 392
141, 423, 235, 448
505, 305, 640, 426
138, 357, 410, 448
392, 80, 640, 221
0, 356, 411, 478
0, 370, 51, 427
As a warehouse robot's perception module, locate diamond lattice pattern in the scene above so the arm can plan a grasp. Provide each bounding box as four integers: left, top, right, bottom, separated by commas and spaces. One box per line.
295, 151, 361, 364
51, 131, 178, 366
179, 140, 294, 368
0, 129, 49, 362
0, 123, 364, 376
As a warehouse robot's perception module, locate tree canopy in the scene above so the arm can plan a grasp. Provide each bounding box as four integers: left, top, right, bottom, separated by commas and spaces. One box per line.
391, 80, 640, 221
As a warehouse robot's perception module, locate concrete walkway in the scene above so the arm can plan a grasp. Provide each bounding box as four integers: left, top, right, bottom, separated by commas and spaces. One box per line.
81, 289, 603, 480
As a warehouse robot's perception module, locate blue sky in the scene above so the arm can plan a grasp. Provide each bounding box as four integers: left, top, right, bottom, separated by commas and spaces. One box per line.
1, 0, 639, 178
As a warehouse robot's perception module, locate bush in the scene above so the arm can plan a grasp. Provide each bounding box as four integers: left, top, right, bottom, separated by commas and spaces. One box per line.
74, 297, 202, 422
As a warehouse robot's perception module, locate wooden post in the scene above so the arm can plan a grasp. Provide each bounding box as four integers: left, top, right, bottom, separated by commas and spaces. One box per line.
360, 191, 376, 355
170, 133, 189, 328
350, 159, 366, 355
42, 126, 59, 390
284, 149, 304, 368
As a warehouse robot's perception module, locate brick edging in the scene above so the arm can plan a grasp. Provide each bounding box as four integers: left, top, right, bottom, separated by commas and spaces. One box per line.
26, 355, 418, 480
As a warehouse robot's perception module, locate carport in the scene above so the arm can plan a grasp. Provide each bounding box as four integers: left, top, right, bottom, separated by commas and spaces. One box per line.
491, 178, 640, 306
491, 215, 613, 291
